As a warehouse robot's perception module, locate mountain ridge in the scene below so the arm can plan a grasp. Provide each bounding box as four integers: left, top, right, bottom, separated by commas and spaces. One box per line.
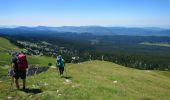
0, 26, 170, 36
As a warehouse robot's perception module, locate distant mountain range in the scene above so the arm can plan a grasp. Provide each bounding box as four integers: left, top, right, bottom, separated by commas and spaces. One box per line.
0, 26, 170, 36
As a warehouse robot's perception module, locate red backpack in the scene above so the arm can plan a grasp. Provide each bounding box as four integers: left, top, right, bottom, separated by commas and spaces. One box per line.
17, 53, 28, 72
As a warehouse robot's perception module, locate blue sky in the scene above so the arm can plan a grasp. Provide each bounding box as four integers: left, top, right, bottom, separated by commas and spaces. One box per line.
0, 0, 170, 28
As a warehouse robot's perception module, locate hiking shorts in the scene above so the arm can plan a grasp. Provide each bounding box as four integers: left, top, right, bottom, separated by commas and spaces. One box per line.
14, 71, 26, 80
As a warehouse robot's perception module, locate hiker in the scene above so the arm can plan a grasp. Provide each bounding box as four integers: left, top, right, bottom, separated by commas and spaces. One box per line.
56, 55, 65, 77
11, 52, 28, 90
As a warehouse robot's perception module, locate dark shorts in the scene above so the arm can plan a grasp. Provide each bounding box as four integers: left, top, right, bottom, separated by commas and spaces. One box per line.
59, 67, 64, 72
14, 71, 26, 79
56, 64, 64, 71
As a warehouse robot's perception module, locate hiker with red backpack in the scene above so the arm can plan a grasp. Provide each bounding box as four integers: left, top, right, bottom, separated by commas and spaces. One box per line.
11, 52, 28, 90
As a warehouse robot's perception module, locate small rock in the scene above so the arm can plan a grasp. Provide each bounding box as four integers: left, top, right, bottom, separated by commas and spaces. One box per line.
7, 97, 12, 99
29, 95, 32, 98
57, 90, 59, 93
65, 79, 71, 83
145, 70, 151, 73
58, 94, 62, 96
113, 80, 117, 84
63, 79, 72, 84
50, 66, 56, 68
44, 82, 48, 86
72, 84, 80, 88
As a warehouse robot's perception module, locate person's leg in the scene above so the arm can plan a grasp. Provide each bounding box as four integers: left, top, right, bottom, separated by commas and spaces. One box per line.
59, 67, 64, 77
21, 72, 26, 90
14, 73, 19, 89
61, 67, 64, 75
22, 79, 26, 90
59, 68, 62, 75
60, 67, 64, 77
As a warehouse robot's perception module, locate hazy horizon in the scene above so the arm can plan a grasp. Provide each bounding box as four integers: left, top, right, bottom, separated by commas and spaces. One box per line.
0, 0, 170, 28
0, 25, 170, 29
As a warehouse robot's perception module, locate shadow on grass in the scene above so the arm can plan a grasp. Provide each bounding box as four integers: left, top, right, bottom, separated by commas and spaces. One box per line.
63, 76, 72, 79
23, 88, 42, 94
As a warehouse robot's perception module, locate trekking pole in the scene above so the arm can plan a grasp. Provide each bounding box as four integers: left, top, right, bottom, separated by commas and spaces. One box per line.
34, 67, 39, 86
32, 67, 38, 88
8, 69, 14, 91
10, 77, 13, 91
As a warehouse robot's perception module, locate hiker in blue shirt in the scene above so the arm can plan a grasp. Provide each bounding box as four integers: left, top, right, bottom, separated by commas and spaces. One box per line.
56, 55, 65, 77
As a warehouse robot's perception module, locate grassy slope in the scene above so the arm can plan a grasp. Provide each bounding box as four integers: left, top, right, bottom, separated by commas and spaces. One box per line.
0, 61, 170, 100
0, 37, 170, 100
0, 37, 19, 50
0, 37, 19, 65
0, 37, 55, 66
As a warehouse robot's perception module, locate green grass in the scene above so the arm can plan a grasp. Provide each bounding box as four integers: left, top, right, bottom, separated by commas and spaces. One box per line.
0, 61, 170, 100
0, 53, 11, 66
0, 37, 170, 100
0, 37, 55, 67
0, 37, 19, 66
0, 37, 19, 50
27, 55, 55, 66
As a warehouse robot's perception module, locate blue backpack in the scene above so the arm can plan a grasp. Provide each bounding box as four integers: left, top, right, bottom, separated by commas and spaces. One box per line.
56, 57, 63, 67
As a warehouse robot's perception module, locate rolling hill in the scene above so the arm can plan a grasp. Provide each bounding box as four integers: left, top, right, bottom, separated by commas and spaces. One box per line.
0, 26, 170, 36
0, 37, 170, 100
0, 61, 170, 100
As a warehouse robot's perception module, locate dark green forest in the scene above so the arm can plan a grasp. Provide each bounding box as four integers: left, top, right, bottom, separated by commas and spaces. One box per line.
1, 30, 170, 71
